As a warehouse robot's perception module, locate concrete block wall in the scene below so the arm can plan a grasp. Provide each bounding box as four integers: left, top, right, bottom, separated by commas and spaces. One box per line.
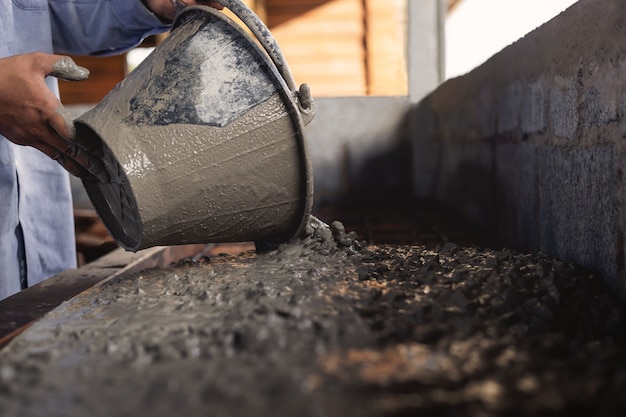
412, 0, 626, 298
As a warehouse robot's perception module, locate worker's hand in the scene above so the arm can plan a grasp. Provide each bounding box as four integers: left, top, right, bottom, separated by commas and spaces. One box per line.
143, 0, 224, 22
0, 53, 108, 182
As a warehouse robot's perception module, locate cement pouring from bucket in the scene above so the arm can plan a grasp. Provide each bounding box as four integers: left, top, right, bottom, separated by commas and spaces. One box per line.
74, 1, 315, 252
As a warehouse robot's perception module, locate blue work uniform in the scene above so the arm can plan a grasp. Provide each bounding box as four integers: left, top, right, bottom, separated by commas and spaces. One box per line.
0, 0, 168, 300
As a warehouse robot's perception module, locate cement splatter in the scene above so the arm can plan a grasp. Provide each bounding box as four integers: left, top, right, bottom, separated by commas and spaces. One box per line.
51, 56, 90, 81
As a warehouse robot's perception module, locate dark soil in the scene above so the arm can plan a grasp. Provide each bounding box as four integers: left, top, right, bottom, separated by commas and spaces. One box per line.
0, 218, 625, 417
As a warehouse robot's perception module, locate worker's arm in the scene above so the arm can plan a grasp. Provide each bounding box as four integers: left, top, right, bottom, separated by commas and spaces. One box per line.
143, 1, 224, 22
49, 0, 223, 56
0, 1, 224, 180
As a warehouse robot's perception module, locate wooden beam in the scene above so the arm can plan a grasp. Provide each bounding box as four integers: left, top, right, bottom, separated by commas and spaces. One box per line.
0, 245, 206, 349
364, 0, 408, 95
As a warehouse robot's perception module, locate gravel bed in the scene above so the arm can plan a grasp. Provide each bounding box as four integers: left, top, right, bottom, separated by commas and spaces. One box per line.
0, 219, 624, 416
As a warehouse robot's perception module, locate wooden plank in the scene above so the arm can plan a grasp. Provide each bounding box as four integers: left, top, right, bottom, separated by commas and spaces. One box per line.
364, 0, 408, 95
267, 0, 360, 27
266, 0, 366, 96
279, 45, 363, 60
58, 54, 127, 104
270, 20, 363, 35
0, 244, 205, 349
267, 0, 361, 31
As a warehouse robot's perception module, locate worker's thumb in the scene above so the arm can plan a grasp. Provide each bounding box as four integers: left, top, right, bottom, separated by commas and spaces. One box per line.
50, 56, 90, 81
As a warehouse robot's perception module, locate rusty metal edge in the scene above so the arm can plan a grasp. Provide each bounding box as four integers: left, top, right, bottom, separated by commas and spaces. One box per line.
0, 244, 206, 350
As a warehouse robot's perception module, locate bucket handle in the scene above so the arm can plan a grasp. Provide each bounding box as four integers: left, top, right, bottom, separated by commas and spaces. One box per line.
213, 0, 297, 92
173, 0, 314, 119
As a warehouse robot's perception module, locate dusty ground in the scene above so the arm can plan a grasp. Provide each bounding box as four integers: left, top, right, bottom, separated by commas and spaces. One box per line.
0, 217, 625, 416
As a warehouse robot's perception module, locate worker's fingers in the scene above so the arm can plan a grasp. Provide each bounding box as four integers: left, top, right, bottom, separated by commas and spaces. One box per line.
61, 141, 110, 183
177, 0, 225, 9
0, 53, 67, 146
43, 120, 110, 182
48, 104, 76, 140
31, 140, 89, 178
49, 56, 90, 82
49, 138, 110, 183
27, 53, 89, 81
199, 1, 224, 10
146, 0, 224, 21
0, 52, 103, 181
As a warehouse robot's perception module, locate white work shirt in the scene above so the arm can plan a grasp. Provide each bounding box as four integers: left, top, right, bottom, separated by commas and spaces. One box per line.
0, 0, 168, 300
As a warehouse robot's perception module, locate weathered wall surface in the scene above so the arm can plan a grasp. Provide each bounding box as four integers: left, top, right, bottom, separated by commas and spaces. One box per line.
412, 0, 626, 297
305, 96, 412, 204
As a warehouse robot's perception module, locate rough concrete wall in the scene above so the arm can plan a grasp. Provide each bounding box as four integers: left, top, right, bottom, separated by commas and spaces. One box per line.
408, 0, 446, 103
305, 96, 411, 205
411, 0, 626, 298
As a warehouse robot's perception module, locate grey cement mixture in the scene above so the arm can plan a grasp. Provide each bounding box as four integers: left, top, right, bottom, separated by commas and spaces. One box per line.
0, 217, 625, 416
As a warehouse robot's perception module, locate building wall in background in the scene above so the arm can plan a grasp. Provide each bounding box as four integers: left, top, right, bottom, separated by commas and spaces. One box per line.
266, 0, 367, 96
364, 0, 408, 96
60, 0, 409, 104
266, 0, 407, 96
412, 0, 626, 299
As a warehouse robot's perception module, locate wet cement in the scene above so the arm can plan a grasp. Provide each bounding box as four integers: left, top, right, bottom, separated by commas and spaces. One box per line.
1, 218, 625, 416
51, 56, 90, 82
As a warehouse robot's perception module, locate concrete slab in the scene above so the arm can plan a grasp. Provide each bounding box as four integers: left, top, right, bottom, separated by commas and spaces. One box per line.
0, 230, 624, 416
